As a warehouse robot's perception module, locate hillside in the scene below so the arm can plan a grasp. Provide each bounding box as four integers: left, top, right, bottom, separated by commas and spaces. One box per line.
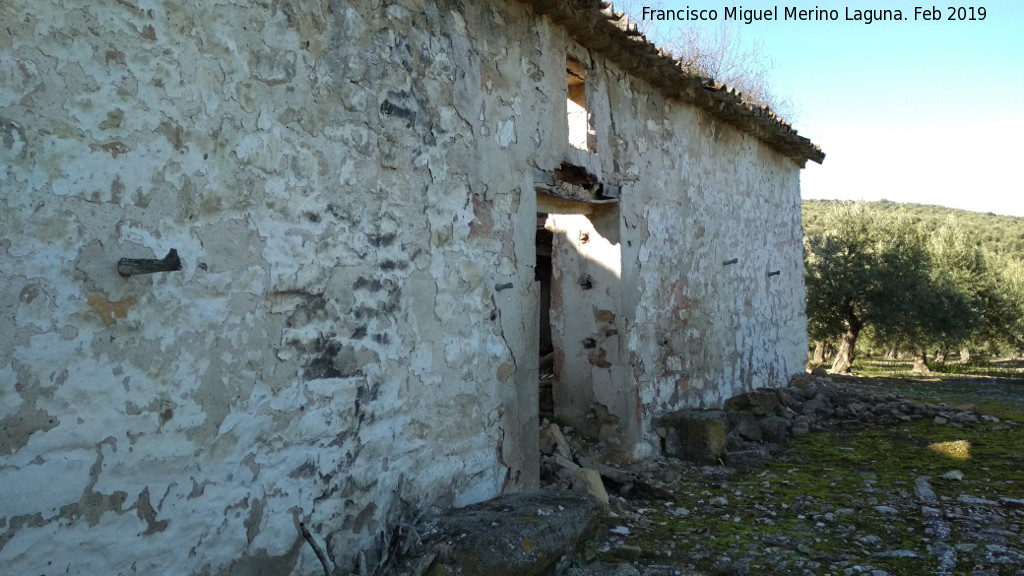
802, 199, 1024, 258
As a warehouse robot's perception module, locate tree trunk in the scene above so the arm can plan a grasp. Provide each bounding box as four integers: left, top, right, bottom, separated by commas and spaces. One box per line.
959, 346, 971, 364
830, 331, 858, 374
884, 346, 898, 361
934, 347, 947, 364
912, 348, 931, 373
812, 341, 825, 365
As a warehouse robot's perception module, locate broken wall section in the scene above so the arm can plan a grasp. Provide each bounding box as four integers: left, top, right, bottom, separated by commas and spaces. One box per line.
526, 26, 806, 463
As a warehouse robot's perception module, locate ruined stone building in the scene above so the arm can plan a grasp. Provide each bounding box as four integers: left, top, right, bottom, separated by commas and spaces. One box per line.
0, 0, 823, 573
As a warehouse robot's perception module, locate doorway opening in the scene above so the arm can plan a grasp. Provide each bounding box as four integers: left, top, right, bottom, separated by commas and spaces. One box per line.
535, 204, 621, 428
536, 214, 555, 420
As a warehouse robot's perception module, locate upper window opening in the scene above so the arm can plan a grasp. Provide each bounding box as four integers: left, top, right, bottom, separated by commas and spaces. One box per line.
566, 57, 593, 152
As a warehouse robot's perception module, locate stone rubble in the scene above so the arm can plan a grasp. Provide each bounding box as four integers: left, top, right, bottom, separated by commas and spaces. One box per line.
656, 373, 1006, 470
540, 376, 1024, 575
389, 376, 1023, 575
390, 491, 602, 576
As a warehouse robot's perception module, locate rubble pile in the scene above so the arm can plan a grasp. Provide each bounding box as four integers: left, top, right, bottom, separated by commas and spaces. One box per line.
658, 375, 1001, 470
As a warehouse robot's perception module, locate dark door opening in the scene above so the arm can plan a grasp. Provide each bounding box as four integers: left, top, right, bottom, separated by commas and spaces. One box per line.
536, 214, 555, 420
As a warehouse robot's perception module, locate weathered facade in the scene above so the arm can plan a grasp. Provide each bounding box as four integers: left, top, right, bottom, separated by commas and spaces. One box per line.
0, 0, 821, 574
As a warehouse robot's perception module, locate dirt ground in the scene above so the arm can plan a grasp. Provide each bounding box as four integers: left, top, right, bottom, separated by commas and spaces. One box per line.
835, 373, 1024, 415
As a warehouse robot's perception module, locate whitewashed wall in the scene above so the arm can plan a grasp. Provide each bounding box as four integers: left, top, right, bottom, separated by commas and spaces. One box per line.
548, 40, 809, 460
602, 65, 809, 437
0, 1, 560, 573
0, 0, 808, 573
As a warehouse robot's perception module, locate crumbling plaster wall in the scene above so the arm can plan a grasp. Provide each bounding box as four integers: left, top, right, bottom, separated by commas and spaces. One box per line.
538, 42, 807, 461
597, 60, 808, 426
0, 0, 809, 570
0, 0, 570, 574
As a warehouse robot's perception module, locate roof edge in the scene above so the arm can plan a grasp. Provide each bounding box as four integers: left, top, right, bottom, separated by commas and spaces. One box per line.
514, 0, 825, 166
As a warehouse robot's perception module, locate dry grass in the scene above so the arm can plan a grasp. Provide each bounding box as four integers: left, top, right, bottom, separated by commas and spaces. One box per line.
927, 439, 972, 459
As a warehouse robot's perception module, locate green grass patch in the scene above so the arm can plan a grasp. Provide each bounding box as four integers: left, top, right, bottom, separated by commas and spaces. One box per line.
593, 387, 1024, 573
851, 358, 1024, 381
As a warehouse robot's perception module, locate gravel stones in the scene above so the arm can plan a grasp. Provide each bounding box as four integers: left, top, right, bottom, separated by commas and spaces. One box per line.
914, 476, 938, 503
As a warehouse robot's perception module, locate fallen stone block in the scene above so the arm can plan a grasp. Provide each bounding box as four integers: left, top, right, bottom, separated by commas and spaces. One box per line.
724, 389, 781, 416
658, 409, 726, 463
422, 491, 602, 576
728, 410, 763, 441
572, 468, 610, 506
759, 415, 790, 444
539, 422, 572, 459
791, 415, 811, 437
725, 447, 769, 470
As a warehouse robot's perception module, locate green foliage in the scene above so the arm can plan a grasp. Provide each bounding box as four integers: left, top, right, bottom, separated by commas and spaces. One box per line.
803, 200, 1024, 257
804, 201, 1024, 364
803, 203, 937, 369
803, 202, 877, 342
854, 358, 1024, 383
980, 254, 1024, 352
866, 217, 937, 348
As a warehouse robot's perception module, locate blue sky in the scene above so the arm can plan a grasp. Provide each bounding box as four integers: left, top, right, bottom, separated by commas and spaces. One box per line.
632, 1, 1024, 216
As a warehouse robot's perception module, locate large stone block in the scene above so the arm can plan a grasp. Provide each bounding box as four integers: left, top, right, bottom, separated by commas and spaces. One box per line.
724, 389, 781, 416
727, 410, 763, 441
658, 410, 727, 463
572, 468, 610, 506
725, 447, 769, 470
759, 415, 791, 444
423, 491, 602, 576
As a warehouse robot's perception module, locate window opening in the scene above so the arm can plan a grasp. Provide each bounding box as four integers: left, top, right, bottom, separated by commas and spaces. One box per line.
566, 57, 593, 151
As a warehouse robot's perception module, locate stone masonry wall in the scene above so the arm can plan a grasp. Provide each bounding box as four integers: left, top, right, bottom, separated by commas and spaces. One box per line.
0, 0, 809, 573
0, 1, 571, 573
621, 92, 808, 436
583, 51, 808, 456
529, 38, 806, 463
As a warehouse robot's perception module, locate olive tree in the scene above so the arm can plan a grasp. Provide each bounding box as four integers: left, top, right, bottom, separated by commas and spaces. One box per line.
804, 203, 879, 372
916, 219, 990, 364
804, 203, 934, 373
977, 254, 1024, 356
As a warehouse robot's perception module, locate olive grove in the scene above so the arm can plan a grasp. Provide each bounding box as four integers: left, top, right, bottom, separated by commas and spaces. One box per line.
804, 202, 1024, 372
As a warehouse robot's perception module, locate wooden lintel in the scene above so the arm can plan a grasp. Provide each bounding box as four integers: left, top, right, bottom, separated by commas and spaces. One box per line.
536, 191, 594, 215
535, 189, 618, 215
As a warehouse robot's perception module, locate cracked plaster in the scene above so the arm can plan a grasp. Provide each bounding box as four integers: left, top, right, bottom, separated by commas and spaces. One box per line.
1, 0, 808, 573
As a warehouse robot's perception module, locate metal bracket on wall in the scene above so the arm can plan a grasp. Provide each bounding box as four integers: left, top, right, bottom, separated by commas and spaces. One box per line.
118, 249, 183, 277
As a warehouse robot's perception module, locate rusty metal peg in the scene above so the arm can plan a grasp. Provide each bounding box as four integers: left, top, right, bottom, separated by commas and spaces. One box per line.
117, 249, 183, 277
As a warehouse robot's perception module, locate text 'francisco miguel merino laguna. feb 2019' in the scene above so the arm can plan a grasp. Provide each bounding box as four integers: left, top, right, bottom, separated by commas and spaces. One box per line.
640, 5, 988, 25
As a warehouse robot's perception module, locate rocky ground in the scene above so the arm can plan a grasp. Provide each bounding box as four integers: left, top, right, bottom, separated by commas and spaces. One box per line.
569, 375, 1024, 576
394, 374, 1024, 576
